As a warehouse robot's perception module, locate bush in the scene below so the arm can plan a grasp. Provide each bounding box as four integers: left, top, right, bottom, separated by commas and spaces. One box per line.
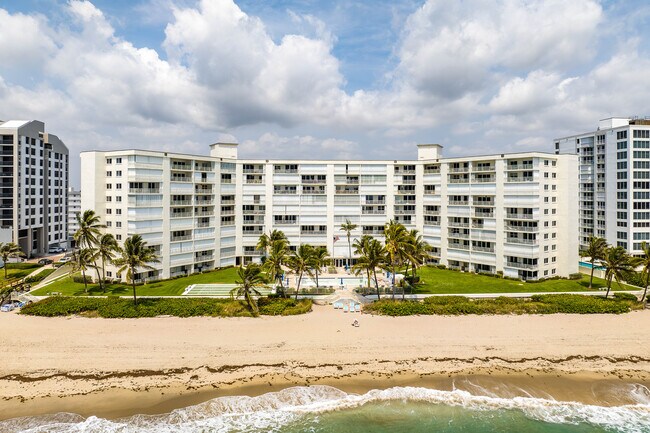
568, 273, 583, 280
72, 275, 93, 284
365, 294, 640, 316
436, 265, 447, 270
23, 269, 57, 284
613, 292, 639, 302
21, 296, 312, 318
623, 272, 645, 288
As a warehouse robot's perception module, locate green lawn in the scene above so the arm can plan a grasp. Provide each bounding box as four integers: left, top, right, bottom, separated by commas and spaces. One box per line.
412, 267, 637, 294
30, 267, 240, 296
2, 263, 43, 281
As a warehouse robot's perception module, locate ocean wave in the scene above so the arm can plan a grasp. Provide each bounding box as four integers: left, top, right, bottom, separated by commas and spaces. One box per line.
2, 385, 650, 433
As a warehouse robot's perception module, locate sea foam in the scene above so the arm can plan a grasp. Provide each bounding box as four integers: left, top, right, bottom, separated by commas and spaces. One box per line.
2, 385, 650, 433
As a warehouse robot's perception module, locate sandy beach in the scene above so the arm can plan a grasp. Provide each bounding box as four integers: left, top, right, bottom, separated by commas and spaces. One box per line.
2, 306, 650, 420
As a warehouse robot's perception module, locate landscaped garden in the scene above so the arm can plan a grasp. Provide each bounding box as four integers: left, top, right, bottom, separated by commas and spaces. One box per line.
30, 266, 240, 296
2, 263, 43, 281
364, 293, 643, 316
20, 296, 312, 318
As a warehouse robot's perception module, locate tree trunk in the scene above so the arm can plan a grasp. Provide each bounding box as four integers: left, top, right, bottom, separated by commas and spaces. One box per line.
605, 276, 612, 299
3, 261, 7, 279
315, 268, 319, 289
373, 268, 380, 300
643, 283, 648, 305
132, 277, 137, 306
589, 260, 595, 289
94, 266, 103, 293
102, 260, 107, 292
295, 271, 303, 301
347, 234, 352, 271
82, 268, 88, 292
392, 261, 396, 300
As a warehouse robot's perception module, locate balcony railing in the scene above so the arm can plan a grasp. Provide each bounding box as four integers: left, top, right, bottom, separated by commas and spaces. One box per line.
505, 225, 538, 232
171, 200, 192, 206
170, 213, 193, 219
448, 178, 469, 183
506, 261, 538, 269
449, 167, 469, 173
505, 238, 538, 245
449, 200, 469, 206
473, 166, 495, 172
424, 209, 440, 215
448, 221, 469, 228
129, 188, 160, 194
171, 235, 192, 242
243, 168, 264, 174
301, 230, 327, 235
506, 177, 534, 182
395, 198, 415, 204
195, 211, 214, 217
472, 246, 495, 253
505, 213, 534, 220
507, 163, 533, 170
362, 209, 386, 215
362, 229, 384, 235
448, 243, 470, 250
394, 208, 414, 215
473, 201, 495, 207
448, 232, 470, 239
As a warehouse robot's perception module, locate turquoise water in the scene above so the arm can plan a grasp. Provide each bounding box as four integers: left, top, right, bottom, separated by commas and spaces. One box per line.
579, 261, 605, 270
2, 386, 650, 432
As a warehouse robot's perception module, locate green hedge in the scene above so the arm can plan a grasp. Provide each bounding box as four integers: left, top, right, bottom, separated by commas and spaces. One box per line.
24, 268, 57, 284
21, 297, 312, 318
365, 294, 641, 316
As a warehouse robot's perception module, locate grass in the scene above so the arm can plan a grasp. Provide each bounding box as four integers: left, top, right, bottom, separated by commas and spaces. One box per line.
364, 293, 643, 316
1, 263, 43, 281
20, 296, 312, 318
409, 267, 637, 294
30, 267, 240, 296
24, 268, 57, 284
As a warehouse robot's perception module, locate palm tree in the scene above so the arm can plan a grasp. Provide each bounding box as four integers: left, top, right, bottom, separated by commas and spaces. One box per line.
73, 210, 105, 249
256, 230, 288, 256
95, 233, 119, 293
352, 236, 385, 299
406, 229, 431, 279
384, 220, 410, 299
113, 235, 159, 305
287, 244, 313, 300
340, 219, 358, 270
71, 248, 97, 293
636, 241, 650, 303
0, 242, 25, 279
581, 236, 608, 289
353, 235, 373, 290
601, 246, 635, 299
230, 264, 268, 315
309, 246, 331, 288
263, 240, 289, 295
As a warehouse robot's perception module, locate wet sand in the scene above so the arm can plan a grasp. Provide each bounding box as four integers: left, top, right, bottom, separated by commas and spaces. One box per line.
2, 306, 649, 420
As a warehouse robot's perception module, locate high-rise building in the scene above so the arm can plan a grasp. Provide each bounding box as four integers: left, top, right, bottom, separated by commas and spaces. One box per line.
67, 186, 81, 247
81, 144, 578, 283
0, 120, 69, 256
555, 117, 650, 254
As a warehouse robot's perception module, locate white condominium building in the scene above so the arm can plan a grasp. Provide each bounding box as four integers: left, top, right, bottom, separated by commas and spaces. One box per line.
67, 186, 81, 246
81, 144, 578, 282
555, 117, 650, 254
0, 120, 69, 256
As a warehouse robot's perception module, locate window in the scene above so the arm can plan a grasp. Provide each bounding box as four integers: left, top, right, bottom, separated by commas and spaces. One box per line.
116, 170, 122, 176
106, 171, 112, 177
617, 131, 628, 140
116, 196, 122, 202
617, 141, 628, 150
106, 158, 112, 164
617, 151, 627, 159
116, 221, 122, 228
106, 196, 112, 202
633, 130, 650, 139
116, 234, 122, 240
115, 209, 122, 215
617, 161, 627, 170
116, 183, 122, 190
116, 157, 122, 163
106, 183, 112, 189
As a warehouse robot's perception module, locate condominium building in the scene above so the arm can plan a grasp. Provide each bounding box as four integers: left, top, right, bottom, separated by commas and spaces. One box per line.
67, 186, 81, 247
0, 120, 69, 256
81, 144, 578, 283
555, 117, 650, 254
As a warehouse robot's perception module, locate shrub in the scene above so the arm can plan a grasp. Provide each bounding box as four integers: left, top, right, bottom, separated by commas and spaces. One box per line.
613, 292, 639, 302
72, 275, 93, 284
21, 296, 312, 318
436, 265, 447, 270
568, 273, 583, 280
623, 272, 645, 288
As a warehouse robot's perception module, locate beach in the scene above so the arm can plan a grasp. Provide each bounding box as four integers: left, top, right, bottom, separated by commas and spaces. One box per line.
2, 306, 650, 421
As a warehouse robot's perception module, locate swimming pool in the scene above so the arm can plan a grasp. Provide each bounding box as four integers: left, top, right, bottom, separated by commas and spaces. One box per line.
295, 276, 368, 287
579, 261, 605, 270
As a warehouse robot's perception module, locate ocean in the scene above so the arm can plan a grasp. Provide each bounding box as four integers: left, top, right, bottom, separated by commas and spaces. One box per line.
2, 385, 650, 432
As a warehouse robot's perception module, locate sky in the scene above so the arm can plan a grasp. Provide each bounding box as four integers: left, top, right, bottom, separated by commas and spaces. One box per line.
1, 0, 650, 187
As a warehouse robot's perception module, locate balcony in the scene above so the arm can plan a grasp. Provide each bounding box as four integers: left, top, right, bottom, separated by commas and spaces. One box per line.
171, 235, 192, 242
362, 208, 386, 215
170, 176, 192, 183
243, 168, 264, 174
301, 230, 327, 235
448, 243, 470, 250
473, 200, 495, 207
507, 163, 533, 170
448, 177, 469, 184
220, 198, 235, 204
506, 176, 534, 183
448, 221, 469, 228
171, 162, 192, 171
335, 187, 359, 194
473, 176, 496, 183
395, 198, 415, 204
195, 163, 212, 172
506, 261, 538, 270
196, 199, 215, 205
473, 165, 495, 172
449, 166, 469, 173
424, 168, 440, 174
220, 209, 235, 216
362, 229, 384, 235
505, 213, 534, 220
505, 224, 538, 232
170, 212, 193, 219
448, 231, 470, 239
472, 246, 495, 253
424, 209, 440, 216
195, 211, 214, 217
449, 200, 469, 206
221, 220, 235, 227
171, 200, 192, 206
394, 208, 414, 215
196, 221, 213, 228
129, 188, 160, 194
505, 238, 538, 245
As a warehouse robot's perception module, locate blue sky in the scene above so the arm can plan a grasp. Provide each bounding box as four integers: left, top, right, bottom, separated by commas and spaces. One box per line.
2, 0, 650, 187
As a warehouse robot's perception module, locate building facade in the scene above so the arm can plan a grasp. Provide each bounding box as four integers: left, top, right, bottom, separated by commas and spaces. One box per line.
0, 120, 69, 256
555, 117, 650, 254
81, 144, 579, 283
67, 186, 81, 247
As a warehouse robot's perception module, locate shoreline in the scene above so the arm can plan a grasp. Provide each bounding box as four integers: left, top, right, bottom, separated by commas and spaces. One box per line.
2, 306, 650, 420
3, 367, 650, 420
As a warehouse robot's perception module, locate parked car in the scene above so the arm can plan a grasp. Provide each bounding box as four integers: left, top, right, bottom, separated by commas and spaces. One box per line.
1, 303, 15, 312
38, 258, 53, 265
59, 257, 72, 263
48, 247, 64, 254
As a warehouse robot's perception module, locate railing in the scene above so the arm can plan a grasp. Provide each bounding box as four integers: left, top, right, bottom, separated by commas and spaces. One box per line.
424, 210, 440, 215
448, 232, 469, 239
471, 223, 484, 229
171, 163, 192, 171
196, 200, 215, 205
424, 169, 440, 174
243, 250, 264, 257
274, 189, 298, 195
171, 200, 192, 206
131, 201, 163, 207
505, 225, 538, 232
505, 238, 538, 245
274, 169, 298, 174
474, 201, 495, 206
243, 228, 264, 234
195, 211, 214, 217
245, 179, 264, 184
171, 235, 192, 242
129, 188, 160, 194
506, 261, 537, 269
243, 219, 264, 225
243, 168, 264, 174
220, 199, 234, 204
170, 213, 193, 219
170, 177, 192, 183
195, 164, 212, 172
448, 221, 469, 227
507, 163, 533, 170
425, 221, 441, 226
275, 220, 298, 225
220, 209, 235, 215
506, 177, 534, 182
335, 189, 359, 194
448, 178, 469, 183
448, 243, 470, 250
395, 199, 415, 204
365, 200, 386, 205
362, 209, 386, 215
243, 209, 266, 215
395, 169, 416, 174
449, 200, 469, 205
505, 213, 534, 220
363, 230, 384, 235
473, 177, 496, 183
473, 166, 495, 172
472, 246, 495, 253
401, 178, 416, 184
301, 231, 327, 235
449, 167, 469, 173
302, 178, 327, 184
302, 189, 326, 195
394, 209, 414, 215
221, 220, 235, 227
195, 255, 214, 261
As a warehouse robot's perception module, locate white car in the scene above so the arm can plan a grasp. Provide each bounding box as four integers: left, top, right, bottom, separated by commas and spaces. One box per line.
48, 247, 64, 254
59, 257, 72, 263
1, 304, 15, 312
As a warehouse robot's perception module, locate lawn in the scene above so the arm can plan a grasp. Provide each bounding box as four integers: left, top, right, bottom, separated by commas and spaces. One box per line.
30, 267, 240, 296
2, 263, 43, 281
411, 266, 637, 294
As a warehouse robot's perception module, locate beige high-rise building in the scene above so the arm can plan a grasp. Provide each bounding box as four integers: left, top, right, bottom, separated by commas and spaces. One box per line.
81, 144, 579, 283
